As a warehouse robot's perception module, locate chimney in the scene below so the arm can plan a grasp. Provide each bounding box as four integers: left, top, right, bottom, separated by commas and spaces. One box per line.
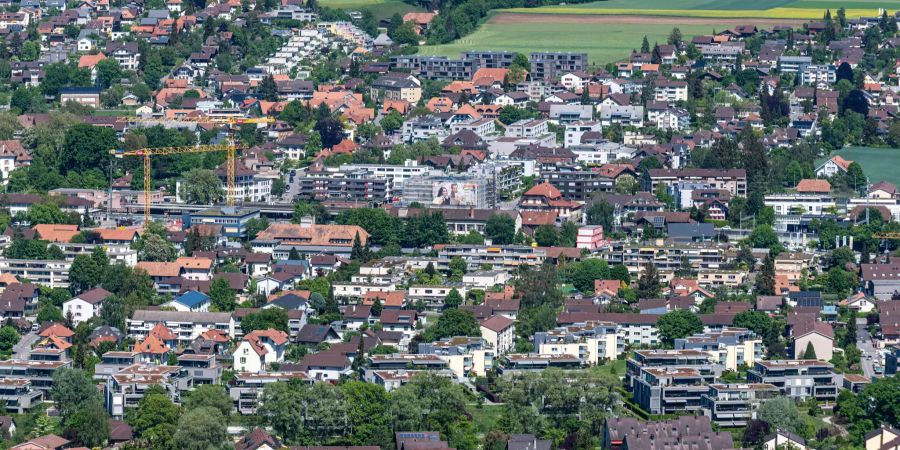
300, 215, 315, 227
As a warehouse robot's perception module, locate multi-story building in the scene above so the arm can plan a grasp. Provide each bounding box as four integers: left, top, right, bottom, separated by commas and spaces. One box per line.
747, 360, 842, 401
570, 141, 637, 166
461, 51, 515, 68
533, 321, 625, 365
778, 55, 813, 73
93, 352, 142, 381
497, 354, 584, 374
674, 328, 763, 371
645, 169, 748, 197
0, 360, 71, 392
0, 378, 44, 413
229, 372, 310, 414
542, 167, 614, 201
697, 269, 747, 288
764, 193, 836, 216
564, 121, 602, 147
400, 173, 493, 209
529, 52, 587, 81
654, 80, 689, 102
127, 310, 233, 346
627, 350, 723, 415
800, 64, 836, 87
437, 245, 546, 271
702, 383, 779, 427
0, 259, 71, 289
402, 115, 449, 142
338, 162, 431, 188
294, 171, 392, 203
605, 241, 728, 280
390, 55, 479, 80
506, 119, 549, 138
417, 337, 494, 378
104, 364, 182, 418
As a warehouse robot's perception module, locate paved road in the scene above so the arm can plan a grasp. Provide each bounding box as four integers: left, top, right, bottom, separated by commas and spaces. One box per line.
13, 331, 38, 359
857, 317, 879, 379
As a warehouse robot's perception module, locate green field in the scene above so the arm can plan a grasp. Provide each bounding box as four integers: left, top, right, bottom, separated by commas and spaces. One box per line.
505, 0, 895, 18
319, 0, 421, 20
819, 147, 900, 186
422, 21, 738, 65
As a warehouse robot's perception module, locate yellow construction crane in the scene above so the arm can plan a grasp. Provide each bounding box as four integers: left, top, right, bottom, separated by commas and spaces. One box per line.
109, 144, 242, 224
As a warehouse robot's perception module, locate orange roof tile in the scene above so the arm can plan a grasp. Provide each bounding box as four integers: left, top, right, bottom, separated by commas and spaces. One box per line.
524, 182, 562, 199
39, 323, 74, 338
136, 262, 182, 278
149, 323, 177, 341
77, 53, 106, 69
32, 224, 79, 243
796, 179, 831, 193
175, 256, 213, 271
134, 334, 170, 354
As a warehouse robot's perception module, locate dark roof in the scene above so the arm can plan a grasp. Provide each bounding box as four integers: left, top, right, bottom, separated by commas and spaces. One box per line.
295, 324, 338, 344
236, 428, 280, 450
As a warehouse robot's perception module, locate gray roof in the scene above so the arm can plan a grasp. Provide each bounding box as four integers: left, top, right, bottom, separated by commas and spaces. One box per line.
131, 309, 232, 323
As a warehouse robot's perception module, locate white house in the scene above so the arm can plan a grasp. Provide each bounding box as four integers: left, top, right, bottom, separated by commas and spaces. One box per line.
480, 315, 515, 354
233, 329, 288, 372
62, 287, 111, 326
815, 155, 852, 177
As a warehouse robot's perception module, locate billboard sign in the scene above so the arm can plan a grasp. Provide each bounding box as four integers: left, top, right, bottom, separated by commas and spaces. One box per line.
432, 182, 477, 207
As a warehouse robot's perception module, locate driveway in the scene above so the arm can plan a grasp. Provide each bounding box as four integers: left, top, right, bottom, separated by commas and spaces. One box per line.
13, 331, 38, 359
856, 317, 879, 379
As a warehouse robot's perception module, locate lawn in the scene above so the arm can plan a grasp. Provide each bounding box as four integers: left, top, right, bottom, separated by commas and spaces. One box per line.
421, 21, 738, 65
818, 147, 900, 187
467, 403, 505, 435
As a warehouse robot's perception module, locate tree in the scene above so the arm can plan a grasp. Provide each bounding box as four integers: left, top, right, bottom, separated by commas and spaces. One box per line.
422, 309, 480, 342
0, 326, 19, 358
65, 398, 110, 448
668, 27, 682, 46
836, 61, 853, 83
843, 89, 870, 117
315, 117, 345, 149
245, 217, 270, 240
748, 225, 782, 254
292, 201, 328, 224
179, 168, 224, 204
258, 75, 279, 101
444, 288, 463, 309
656, 310, 703, 346
340, 381, 393, 448
586, 199, 615, 233
95, 58, 123, 89
129, 391, 181, 450
61, 124, 118, 174
100, 295, 126, 331
485, 214, 516, 245
733, 311, 773, 338
241, 308, 289, 334
757, 397, 805, 435
68, 254, 101, 294
380, 110, 404, 134
172, 407, 227, 450
534, 225, 558, 247
756, 253, 776, 296
640, 35, 650, 53
566, 259, 610, 294
51, 368, 97, 421
138, 233, 177, 262
304, 130, 322, 157
636, 263, 660, 299
391, 373, 469, 439
209, 277, 237, 311
802, 341, 818, 360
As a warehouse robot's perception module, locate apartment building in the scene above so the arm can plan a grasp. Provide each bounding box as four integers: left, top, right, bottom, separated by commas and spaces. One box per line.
437, 245, 546, 271
127, 310, 233, 346
294, 172, 392, 203
542, 168, 614, 201
497, 354, 584, 374
570, 141, 637, 166
229, 372, 310, 414
0, 378, 43, 413
418, 337, 494, 379
461, 51, 515, 68
702, 383, 779, 427
0, 360, 71, 391
533, 321, 625, 365
529, 52, 587, 81
675, 328, 763, 371
104, 364, 181, 418
654, 80, 689, 102
697, 269, 747, 289
627, 350, 723, 415
645, 169, 748, 197
747, 360, 842, 401
505, 119, 549, 138
764, 193, 836, 216
0, 259, 71, 289
605, 241, 728, 279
